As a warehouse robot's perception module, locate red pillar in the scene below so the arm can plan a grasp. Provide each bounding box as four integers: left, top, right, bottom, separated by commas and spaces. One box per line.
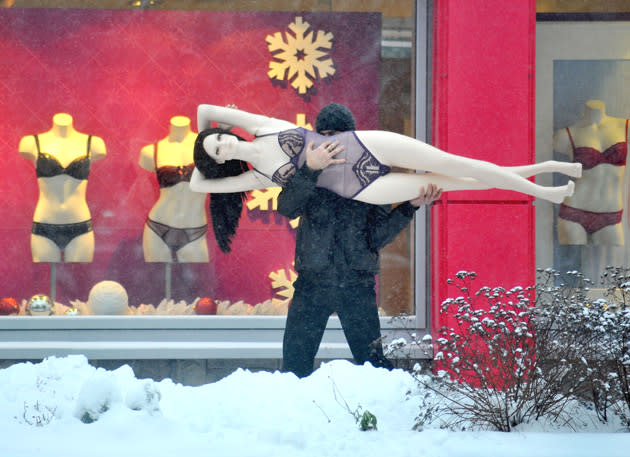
430, 0, 537, 332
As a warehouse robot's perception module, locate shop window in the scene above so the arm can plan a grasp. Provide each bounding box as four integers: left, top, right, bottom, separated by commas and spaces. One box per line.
536, 5, 630, 290
0, 1, 422, 323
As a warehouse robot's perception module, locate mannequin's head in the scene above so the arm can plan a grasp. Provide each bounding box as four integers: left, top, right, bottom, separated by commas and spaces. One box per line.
194, 128, 249, 253
316, 103, 356, 135
194, 128, 245, 173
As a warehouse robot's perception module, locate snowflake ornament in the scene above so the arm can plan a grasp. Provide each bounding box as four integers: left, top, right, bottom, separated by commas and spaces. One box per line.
247, 187, 282, 212
246, 187, 300, 229
295, 113, 313, 130
246, 187, 300, 228
266, 16, 335, 95
269, 265, 298, 300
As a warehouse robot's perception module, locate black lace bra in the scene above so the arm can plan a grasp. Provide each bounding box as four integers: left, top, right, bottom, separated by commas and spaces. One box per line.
34, 134, 91, 180
154, 143, 195, 188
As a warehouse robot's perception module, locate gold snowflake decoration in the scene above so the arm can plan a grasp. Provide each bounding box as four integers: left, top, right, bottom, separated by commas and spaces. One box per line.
246, 187, 300, 228
247, 187, 282, 212
266, 16, 335, 95
269, 264, 298, 300
295, 113, 313, 131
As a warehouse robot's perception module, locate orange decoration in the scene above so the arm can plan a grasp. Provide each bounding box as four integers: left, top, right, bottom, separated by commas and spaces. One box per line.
0, 297, 20, 315
194, 297, 217, 315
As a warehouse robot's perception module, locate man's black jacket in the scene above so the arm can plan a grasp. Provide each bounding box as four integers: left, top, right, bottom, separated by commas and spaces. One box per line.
277, 166, 418, 276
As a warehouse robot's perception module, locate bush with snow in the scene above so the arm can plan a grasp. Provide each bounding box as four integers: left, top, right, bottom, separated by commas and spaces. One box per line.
412, 269, 630, 432
594, 266, 630, 426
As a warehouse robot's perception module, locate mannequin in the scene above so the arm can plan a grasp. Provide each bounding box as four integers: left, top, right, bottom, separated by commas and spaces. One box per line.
18, 113, 106, 262
191, 104, 581, 204
139, 116, 209, 262
553, 100, 628, 245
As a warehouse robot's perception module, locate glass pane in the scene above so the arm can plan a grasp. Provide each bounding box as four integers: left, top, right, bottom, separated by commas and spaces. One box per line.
536, 18, 630, 294
1, 0, 417, 318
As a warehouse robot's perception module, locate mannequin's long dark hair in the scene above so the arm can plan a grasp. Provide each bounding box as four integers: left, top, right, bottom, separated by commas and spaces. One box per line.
193, 128, 249, 253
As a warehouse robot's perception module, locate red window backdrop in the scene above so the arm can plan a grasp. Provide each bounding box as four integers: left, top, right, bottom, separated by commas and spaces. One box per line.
0, 9, 381, 307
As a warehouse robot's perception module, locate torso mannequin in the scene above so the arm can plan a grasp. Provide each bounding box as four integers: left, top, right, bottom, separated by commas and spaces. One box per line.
554, 100, 628, 245
18, 113, 106, 262
139, 116, 209, 262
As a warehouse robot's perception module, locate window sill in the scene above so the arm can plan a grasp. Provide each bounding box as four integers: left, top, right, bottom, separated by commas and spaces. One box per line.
0, 315, 431, 360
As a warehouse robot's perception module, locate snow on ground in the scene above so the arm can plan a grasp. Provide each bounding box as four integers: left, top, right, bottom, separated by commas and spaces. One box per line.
0, 356, 628, 457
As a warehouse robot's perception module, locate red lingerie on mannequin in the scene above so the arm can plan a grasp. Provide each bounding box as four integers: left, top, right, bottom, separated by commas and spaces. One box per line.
565, 119, 628, 170
559, 119, 628, 235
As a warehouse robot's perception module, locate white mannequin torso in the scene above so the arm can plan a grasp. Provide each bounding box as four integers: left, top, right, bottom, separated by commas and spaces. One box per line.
18, 113, 106, 262
139, 116, 209, 262
554, 100, 628, 245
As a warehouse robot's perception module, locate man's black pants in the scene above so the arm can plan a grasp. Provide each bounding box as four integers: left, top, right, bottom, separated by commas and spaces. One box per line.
282, 276, 393, 378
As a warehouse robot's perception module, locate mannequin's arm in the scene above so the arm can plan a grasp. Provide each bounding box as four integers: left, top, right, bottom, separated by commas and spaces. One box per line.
138, 144, 155, 171
89, 136, 107, 161
553, 129, 571, 158
190, 167, 274, 193
18, 135, 37, 162
197, 104, 296, 137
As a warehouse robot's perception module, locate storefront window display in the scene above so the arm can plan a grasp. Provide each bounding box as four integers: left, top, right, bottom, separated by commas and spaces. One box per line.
0, 0, 424, 347
536, 4, 630, 290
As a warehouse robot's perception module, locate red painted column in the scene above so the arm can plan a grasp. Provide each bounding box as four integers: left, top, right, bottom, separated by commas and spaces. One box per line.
430, 0, 536, 332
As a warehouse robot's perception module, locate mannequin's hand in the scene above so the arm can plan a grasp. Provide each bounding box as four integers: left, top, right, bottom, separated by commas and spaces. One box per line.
305, 140, 346, 170
217, 104, 237, 131
410, 184, 442, 207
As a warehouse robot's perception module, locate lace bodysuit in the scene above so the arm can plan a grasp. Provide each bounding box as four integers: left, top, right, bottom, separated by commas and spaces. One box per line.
256, 128, 391, 199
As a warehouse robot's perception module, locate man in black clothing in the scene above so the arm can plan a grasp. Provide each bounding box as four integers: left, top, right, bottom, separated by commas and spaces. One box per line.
278, 104, 441, 377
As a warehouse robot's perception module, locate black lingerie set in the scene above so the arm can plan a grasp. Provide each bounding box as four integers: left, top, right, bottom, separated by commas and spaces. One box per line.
31, 135, 94, 250
145, 144, 208, 253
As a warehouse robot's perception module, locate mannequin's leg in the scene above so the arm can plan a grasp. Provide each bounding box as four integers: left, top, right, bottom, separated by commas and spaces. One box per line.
357, 131, 575, 203
507, 161, 581, 179
354, 172, 487, 204
143, 223, 174, 263
177, 236, 210, 263
65, 231, 95, 262
557, 218, 588, 245
354, 171, 573, 205
30, 234, 62, 263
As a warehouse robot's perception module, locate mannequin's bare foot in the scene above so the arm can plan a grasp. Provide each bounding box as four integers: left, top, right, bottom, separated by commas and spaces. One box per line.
554, 180, 574, 204
550, 160, 582, 178
568, 162, 582, 179
543, 180, 574, 204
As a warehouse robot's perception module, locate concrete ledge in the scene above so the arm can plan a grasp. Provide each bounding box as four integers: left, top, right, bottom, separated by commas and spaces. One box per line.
0, 341, 353, 360
0, 314, 415, 329
0, 315, 429, 360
